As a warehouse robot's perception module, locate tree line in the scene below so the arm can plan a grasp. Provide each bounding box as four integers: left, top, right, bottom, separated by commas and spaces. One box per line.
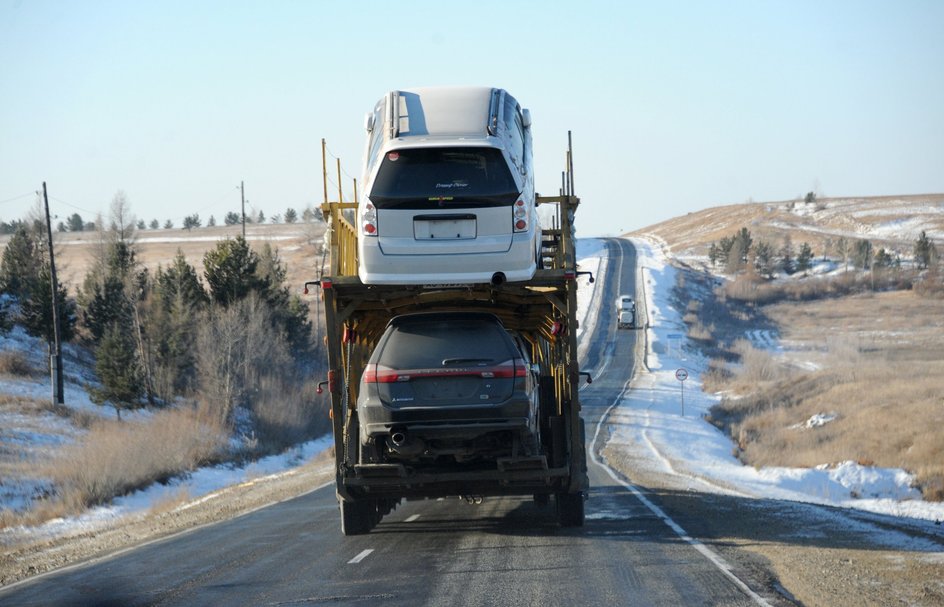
1, 196, 323, 446
40, 205, 320, 234
709, 228, 939, 277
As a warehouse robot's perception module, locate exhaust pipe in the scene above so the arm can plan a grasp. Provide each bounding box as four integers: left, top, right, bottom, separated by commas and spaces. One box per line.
388, 430, 424, 457
490, 272, 506, 287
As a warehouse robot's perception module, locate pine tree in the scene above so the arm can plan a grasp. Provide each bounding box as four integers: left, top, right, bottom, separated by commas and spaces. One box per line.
90, 322, 143, 419
203, 236, 267, 306
914, 231, 937, 269
754, 241, 775, 278
779, 235, 795, 275
284, 208, 298, 224
852, 239, 873, 270
797, 242, 814, 274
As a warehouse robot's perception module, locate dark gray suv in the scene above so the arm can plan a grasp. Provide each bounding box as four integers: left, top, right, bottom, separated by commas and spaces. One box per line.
356, 312, 539, 466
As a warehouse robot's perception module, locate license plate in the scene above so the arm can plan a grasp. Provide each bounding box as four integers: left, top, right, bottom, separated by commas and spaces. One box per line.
414, 215, 476, 240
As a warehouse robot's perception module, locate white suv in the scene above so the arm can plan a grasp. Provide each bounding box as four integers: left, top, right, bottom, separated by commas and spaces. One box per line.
357, 86, 540, 285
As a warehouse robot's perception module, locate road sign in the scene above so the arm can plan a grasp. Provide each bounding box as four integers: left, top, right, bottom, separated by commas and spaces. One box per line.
675, 368, 688, 417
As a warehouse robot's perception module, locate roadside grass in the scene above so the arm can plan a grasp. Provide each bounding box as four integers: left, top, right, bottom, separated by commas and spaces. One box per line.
32, 404, 229, 522
688, 269, 944, 501
0, 350, 34, 377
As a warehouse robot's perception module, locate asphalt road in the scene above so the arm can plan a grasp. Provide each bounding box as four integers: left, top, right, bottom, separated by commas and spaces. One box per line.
0, 239, 771, 607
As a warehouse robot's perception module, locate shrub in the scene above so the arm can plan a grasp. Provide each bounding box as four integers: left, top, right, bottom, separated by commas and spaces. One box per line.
0, 350, 34, 376
45, 404, 227, 511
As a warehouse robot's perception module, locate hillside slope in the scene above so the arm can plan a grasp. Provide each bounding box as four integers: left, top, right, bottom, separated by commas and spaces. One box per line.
631, 193, 944, 259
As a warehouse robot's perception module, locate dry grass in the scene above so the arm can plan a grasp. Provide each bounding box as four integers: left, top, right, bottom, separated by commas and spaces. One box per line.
38, 404, 228, 516
0, 350, 35, 377
251, 374, 332, 452
707, 289, 944, 501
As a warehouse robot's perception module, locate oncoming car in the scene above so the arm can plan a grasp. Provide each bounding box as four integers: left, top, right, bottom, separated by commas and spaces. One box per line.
357, 86, 540, 286
355, 312, 540, 466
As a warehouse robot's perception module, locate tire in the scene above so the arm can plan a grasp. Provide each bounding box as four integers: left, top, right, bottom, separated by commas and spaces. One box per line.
339, 497, 372, 536
556, 491, 585, 527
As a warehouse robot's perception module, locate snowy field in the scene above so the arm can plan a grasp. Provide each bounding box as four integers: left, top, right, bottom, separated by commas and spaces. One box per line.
598, 236, 944, 524
2, 236, 941, 548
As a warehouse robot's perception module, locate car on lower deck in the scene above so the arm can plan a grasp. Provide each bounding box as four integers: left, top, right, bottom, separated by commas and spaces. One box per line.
356, 312, 540, 466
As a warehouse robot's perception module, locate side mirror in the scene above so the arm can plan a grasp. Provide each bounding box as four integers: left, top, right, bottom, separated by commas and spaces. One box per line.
521, 108, 532, 129
364, 112, 375, 132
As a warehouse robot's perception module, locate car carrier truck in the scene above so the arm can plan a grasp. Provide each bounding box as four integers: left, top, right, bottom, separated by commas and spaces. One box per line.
310, 134, 590, 535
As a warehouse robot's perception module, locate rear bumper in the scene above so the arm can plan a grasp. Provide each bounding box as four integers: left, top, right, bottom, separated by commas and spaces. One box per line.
358, 232, 538, 285
358, 396, 534, 440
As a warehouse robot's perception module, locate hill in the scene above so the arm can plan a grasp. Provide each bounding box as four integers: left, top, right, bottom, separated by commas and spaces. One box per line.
630, 193, 944, 502
631, 193, 944, 260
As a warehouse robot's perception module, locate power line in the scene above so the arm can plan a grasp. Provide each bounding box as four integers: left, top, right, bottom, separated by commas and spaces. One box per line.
0, 191, 36, 206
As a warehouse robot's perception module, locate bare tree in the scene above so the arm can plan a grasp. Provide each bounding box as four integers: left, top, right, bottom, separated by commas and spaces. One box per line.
109, 190, 136, 244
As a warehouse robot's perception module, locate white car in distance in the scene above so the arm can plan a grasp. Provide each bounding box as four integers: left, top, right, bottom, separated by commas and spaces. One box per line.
357, 86, 540, 286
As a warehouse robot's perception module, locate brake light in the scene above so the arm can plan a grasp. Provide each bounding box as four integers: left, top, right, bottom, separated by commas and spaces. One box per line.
362, 363, 402, 383
513, 199, 528, 233
362, 202, 378, 236
491, 359, 528, 378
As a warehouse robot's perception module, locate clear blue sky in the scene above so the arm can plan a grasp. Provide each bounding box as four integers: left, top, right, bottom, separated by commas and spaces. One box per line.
2, 1, 942, 236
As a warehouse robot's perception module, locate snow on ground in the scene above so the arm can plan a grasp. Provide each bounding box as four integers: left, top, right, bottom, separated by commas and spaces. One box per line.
0, 436, 331, 546
0, 326, 333, 545
601, 236, 944, 524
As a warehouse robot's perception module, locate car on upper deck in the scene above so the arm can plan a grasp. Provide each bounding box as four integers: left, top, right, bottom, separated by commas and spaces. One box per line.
357, 86, 539, 286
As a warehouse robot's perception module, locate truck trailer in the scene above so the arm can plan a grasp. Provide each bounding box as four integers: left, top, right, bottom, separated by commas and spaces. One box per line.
311, 134, 590, 535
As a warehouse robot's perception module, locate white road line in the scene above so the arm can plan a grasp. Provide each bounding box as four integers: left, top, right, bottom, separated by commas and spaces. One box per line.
405, 514, 421, 522
587, 240, 773, 607
348, 549, 374, 564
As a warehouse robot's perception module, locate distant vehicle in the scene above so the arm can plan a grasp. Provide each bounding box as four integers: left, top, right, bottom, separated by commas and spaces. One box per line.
357, 86, 540, 286
616, 294, 635, 329
615, 294, 635, 313
356, 312, 540, 464
617, 309, 635, 330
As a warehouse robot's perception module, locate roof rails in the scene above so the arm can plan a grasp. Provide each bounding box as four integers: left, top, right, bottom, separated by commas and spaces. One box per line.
487, 88, 503, 136
387, 91, 400, 140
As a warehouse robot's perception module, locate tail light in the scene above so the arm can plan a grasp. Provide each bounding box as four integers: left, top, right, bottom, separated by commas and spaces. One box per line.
362, 363, 402, 383
513, 199, 528, 232
491, 359, 529, 378
362, 202, 378, 236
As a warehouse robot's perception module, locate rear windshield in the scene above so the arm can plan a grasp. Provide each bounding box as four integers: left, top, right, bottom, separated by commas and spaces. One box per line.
378, 317, 515, 369
369, 147, 519, 209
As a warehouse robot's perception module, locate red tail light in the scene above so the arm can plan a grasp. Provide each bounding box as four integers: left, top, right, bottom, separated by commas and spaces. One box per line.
491, 359, 528, 378
362, 363, 402, 383
513, 200, 528, 233
362, 202, 378, 236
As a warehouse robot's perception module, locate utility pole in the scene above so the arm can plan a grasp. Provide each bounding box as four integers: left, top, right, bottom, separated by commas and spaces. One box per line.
240, 180, 246, 239
42, 182, 64, 404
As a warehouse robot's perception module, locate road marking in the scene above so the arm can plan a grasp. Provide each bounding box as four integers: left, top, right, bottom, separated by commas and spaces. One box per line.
587, 239, 773, 607
405, 514, 421, 522
591, 384, 772, 605
348, 549, 374, 564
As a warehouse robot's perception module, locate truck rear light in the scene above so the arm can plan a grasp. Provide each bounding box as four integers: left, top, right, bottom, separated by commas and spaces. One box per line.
513, 200, 528, 233
327, 370, 338, 393
362, 202, 378, 236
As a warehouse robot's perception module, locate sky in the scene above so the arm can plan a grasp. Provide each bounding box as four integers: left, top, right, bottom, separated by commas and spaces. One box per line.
1, 0, 943, 237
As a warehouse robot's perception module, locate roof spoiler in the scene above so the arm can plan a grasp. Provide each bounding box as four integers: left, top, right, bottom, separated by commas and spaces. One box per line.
487, 88, 503, 136
387, 91, 400, 139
